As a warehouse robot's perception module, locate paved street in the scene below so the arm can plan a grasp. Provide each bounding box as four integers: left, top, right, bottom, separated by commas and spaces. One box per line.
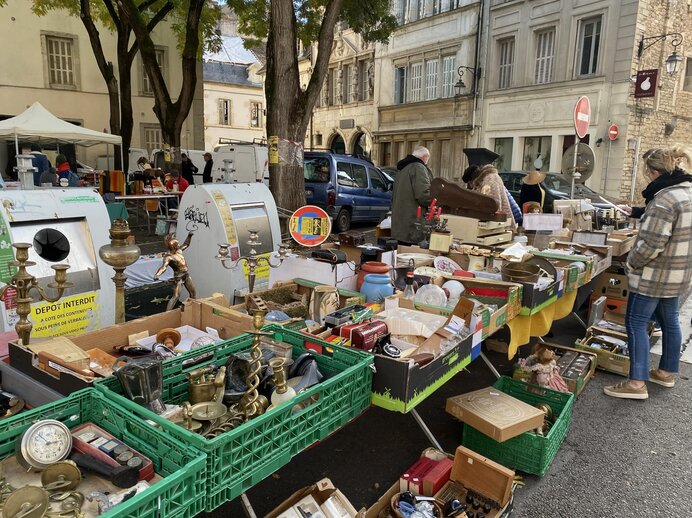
207, 314, 692, 517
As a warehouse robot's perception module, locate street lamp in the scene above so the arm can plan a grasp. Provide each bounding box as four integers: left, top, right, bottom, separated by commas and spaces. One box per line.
637, 32, 684, 74
454, 66, 479, 96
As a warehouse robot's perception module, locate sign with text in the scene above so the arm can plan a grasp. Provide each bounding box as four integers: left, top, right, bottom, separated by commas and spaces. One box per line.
573, 96, 591, 139
635, 69, 658, 98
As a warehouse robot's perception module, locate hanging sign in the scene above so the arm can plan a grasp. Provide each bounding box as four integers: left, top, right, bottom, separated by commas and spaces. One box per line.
289, 205, 331, 247
634, 69, 658, 99
573, 96, 591, 139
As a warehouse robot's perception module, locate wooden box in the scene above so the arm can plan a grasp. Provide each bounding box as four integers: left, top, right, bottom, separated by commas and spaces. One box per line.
575, 325, 630, 377
445, 386, 545, 442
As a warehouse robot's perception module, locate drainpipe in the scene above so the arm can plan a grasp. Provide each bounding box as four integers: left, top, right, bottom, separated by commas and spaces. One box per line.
469, 0, 484, 142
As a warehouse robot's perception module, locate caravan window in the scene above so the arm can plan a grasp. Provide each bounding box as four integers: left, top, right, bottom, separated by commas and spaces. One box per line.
304, 157, 330, 182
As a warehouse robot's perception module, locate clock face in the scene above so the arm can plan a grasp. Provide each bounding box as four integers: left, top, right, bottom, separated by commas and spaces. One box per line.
24, 421, 72, 467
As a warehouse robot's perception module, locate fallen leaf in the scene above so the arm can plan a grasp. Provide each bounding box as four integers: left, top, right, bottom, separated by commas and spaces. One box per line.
272, 473, 281, 479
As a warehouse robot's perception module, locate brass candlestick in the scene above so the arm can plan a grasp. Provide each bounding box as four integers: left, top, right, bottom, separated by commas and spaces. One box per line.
0, 243, 73, 345
98, 219, 141, 324
215, 230, 291, 295
240, 310, 273, 420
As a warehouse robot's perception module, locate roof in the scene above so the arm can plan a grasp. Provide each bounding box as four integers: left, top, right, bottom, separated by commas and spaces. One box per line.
204, 35, 258, 65
203, 62, 261, 87
0, 102, 121, 146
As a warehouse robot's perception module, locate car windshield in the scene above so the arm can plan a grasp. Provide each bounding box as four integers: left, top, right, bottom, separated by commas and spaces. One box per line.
544, 174, 598, 197
304, 157, 330, 182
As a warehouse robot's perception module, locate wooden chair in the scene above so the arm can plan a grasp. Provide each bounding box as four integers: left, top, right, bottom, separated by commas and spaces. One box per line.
144, 199, 160, 234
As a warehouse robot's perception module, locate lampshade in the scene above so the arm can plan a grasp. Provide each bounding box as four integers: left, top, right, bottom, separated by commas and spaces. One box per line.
665, 51, 682, 74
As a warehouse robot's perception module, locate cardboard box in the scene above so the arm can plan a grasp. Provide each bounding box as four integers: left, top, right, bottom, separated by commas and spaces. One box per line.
446, 386, 545, 442
513, 343, 597, 396
373, 298, 478, 413
364, 447, 514, 518
591, 269, 629, 300
575, 325, 630, 376
550, 241, 612, 277
606, 229, 638, 257
266, 478, 359, 518
8, 296, 252, 395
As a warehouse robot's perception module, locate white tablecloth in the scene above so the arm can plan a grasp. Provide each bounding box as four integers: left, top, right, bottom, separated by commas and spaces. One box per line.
125, 254, 173, 289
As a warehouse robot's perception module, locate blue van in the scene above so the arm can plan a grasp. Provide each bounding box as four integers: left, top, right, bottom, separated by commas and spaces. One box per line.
303, 152, 392, 232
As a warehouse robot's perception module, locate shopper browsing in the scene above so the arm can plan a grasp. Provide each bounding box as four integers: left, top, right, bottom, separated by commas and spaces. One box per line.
604, 145, 692, 399
181, 153, 198, 185
391, 146, 433, 244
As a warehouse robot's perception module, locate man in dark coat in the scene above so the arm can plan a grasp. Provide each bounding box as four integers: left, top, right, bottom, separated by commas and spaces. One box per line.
391, 147, 433, 243
181, 153, 198, 185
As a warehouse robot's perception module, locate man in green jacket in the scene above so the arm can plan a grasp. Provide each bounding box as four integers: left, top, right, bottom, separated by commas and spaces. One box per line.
391, 147, 433, 243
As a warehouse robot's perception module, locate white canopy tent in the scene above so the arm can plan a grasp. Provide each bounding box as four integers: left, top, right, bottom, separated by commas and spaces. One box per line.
0, 102, 122, 167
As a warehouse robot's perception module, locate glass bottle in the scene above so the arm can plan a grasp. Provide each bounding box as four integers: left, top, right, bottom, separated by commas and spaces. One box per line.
403, 271, 416, 300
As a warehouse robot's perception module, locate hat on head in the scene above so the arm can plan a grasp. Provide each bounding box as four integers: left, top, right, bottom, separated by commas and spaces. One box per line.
522, 171, 546, 185
463, 148, 500, 167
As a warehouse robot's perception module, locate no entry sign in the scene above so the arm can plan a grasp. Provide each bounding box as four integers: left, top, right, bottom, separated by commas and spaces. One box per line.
574, 96, 591, 139
289, 205, 331, 246
608, 123, 619, 141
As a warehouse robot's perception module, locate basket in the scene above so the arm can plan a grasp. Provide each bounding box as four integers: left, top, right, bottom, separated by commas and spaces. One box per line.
501, 262, 540, 283
96, 325, 373, 511
0, 389, 205, 518
462, 377, 574, 476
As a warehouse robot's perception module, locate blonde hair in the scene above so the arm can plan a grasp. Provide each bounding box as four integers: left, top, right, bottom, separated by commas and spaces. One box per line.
646, 145, 692, 175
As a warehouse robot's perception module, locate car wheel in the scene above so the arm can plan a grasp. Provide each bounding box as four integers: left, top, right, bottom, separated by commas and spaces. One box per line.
335, 208, 351, 233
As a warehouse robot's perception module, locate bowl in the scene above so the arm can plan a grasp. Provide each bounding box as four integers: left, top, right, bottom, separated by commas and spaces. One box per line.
501, 262, 541, 283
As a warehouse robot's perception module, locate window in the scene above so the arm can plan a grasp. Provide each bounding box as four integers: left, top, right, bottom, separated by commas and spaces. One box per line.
343, 64, 352, 104
250, 102, 263, 128
439, 140, 451, 178
304, 157, 330, 182
142, 124, 162, 154
425, 60, 438, 100
381, 142, 392, 166
336, 162, 368, 188
394, 66, 407, 104
357, 60, 368, 101
576, 17, 601, 76
442, 56, 456, 97
218, 99, 231, 126
142, 48, 165, 95
522, 136, 551, 171
332, 69, 340, 104
46, 36, 75, 86
410, 63, 423, 102
368, 168, 388, 192
493, 137, 513, 172
684, 58, 692, 92
534, 29, 555, 84
498, 38, 514, 89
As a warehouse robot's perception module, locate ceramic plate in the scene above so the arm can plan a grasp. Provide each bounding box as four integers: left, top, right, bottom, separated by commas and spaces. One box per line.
414, 284, 448, 307
433, 256, 463, 274
397, 253, 436, 267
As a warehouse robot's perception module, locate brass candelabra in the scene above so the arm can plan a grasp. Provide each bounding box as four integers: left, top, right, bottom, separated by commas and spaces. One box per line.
98, 220, 141, 324
0, 243, 73, 345
215, 230, 291, 295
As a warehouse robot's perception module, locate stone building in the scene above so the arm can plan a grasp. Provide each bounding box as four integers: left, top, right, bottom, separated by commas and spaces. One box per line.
0, 0, 204, 171
478, 0, 692, 201
308, 26, 377, 158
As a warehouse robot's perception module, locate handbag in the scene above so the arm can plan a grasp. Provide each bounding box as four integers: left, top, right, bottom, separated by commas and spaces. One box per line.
311, 249, 347, 264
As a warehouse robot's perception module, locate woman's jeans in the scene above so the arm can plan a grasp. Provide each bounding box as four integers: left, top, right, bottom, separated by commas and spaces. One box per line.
626, 292, 682, 381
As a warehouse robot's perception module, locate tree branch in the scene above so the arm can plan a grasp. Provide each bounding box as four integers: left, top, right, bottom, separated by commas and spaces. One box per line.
146, 1, 174, 33
137, 0, 159, 12
103, 0, 120, 27
80, 0, 115, 85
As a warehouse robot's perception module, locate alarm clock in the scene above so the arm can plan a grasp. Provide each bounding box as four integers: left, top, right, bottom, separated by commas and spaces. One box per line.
16, 420, 73, 471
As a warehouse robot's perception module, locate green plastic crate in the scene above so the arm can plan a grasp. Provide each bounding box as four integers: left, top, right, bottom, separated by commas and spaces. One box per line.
0, 389, 205, 518
462, 376, 574, 476
96, 325, 373, 511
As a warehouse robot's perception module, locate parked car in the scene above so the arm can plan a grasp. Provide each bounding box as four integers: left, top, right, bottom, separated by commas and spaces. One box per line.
500, 171, 621, 213
304, 152, 392, 232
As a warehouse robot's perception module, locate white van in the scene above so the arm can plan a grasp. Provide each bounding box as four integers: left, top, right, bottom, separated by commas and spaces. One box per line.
212, 141, 268, 184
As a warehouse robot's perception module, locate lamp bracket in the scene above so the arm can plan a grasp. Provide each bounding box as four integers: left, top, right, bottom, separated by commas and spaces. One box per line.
638, 32, 683, 58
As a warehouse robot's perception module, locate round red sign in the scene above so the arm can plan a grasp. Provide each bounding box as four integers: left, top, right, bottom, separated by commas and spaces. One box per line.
289, 205, 332, 247
574, 96, 591, 139
608, 123, 619, 141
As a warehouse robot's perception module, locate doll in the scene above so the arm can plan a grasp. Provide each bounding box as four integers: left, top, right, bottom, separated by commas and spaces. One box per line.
525, 344, 569, 393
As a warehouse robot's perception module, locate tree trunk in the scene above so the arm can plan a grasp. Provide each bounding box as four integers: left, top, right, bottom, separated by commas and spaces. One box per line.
117, 29, 134, 172
162, 124, 182, 175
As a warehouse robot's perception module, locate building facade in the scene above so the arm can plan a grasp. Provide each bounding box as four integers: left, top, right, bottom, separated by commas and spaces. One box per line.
203, 35, 266, 151
308, 27, 377, 159
374, 0, 480, 181
0, 0, 204, 171
479, 0, 692, 201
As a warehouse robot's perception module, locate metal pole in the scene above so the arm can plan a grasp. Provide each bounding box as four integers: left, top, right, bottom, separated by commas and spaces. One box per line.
602, 138, 612, 193
410, 409, 444, 451
570, 137, 578, 199
630, 137, 641, 204
14, 133, 18, 155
